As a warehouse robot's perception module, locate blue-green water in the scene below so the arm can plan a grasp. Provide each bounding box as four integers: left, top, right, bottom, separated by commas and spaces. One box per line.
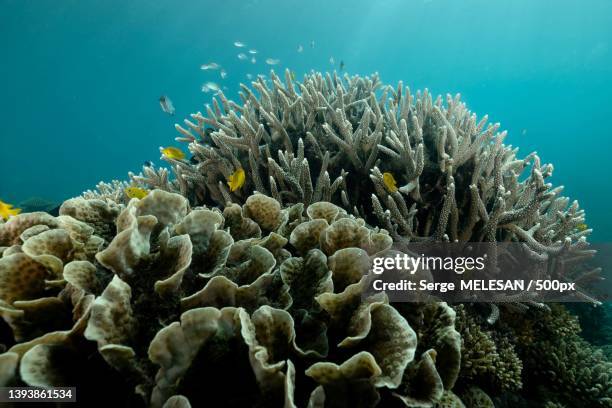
1, 0, 611, 241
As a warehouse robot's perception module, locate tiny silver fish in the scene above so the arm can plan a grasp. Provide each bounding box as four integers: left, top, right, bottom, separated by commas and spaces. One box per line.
159, 95, 175, 115
246, 73, 253, 80
200, 62, 220, 70
329, 56, 335, 65
251, 56, 256, 64
234, 41, 246, 47
265, 58, 280, 65
297, 44, 303, 53
310, 40, 315, 48
204, 81, 220, 92
237, 53, 248, 60
220, 69, 227, 79
248, 49, 258, 54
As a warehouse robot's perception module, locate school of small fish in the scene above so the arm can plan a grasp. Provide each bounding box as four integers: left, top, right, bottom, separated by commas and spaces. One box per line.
195, 39, 344, 101
157, 38, 347, 195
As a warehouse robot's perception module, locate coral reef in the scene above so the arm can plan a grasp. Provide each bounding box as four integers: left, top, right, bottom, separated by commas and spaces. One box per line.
567, 303, 612, 346
506, 305, 612, 407
121, 70, 598, 303
0, 191, 467, 407
454, 305, 522, 393
1, 71, 609, 407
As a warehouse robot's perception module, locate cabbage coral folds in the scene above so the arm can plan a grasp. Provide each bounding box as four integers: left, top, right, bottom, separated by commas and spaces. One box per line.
0, 190, 464, 407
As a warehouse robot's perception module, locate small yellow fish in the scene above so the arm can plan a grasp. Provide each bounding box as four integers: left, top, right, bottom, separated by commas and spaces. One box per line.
161, 146, 185, 160
227, 168, 246, 192
124, 187, 149, 200
382, 172, 398, 193
576, 223, 588, 232
0, 200, 21, 220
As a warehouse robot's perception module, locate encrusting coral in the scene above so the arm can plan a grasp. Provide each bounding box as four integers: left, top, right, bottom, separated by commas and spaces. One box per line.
0, 71, 609, 407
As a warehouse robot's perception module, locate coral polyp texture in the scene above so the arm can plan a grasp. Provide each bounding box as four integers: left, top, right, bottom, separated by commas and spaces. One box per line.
1, 71, 609, 407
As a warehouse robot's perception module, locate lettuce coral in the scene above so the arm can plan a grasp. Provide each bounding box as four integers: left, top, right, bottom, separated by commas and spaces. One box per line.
0, 191, 467, 407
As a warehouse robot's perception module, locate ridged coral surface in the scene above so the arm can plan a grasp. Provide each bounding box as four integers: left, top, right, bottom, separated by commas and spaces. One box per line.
0, 191, 456, 407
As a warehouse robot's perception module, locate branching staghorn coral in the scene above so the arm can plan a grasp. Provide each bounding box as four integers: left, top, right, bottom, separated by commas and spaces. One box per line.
167, 72, 583, 234
117, 70, 598, 304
